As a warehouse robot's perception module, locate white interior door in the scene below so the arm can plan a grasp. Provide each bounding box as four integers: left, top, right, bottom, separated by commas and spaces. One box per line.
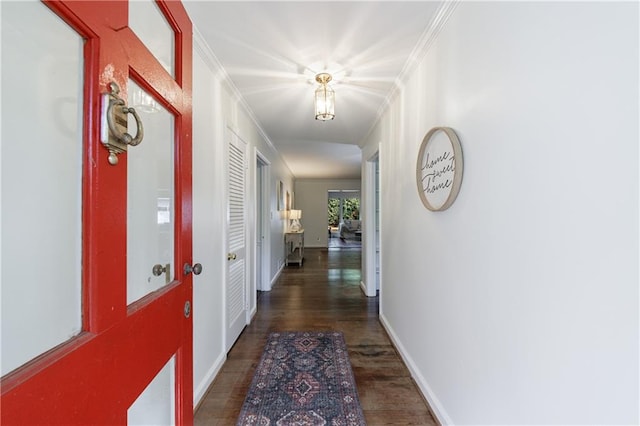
226, 129, 248, 351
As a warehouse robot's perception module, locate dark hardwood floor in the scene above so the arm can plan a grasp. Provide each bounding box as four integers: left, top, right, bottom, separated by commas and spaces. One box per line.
194, 248, 436, 425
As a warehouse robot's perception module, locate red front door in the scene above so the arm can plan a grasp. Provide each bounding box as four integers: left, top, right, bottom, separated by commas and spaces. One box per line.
1, 1, 194, 424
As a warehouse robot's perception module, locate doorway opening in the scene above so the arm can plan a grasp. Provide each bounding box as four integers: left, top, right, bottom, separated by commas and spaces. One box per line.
328, 190, 361, 249
255, 153, 270, 291
363, 150, 380, 297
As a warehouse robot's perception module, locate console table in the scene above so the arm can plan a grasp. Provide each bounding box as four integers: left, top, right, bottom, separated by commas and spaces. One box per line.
284, 230, 304, 266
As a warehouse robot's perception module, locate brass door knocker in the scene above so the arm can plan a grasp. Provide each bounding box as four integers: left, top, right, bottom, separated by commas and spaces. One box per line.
100, 81, 144, 165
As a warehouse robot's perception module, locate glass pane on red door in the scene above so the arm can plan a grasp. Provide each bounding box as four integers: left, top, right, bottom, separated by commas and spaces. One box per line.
126, 79, 176, 305
1, 0, 83, 376
129, 0, 175, 77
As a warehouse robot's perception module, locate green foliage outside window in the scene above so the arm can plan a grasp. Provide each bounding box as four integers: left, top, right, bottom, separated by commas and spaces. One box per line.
327, 197, 360, 227
343, 198, 360, 220
328, 198, 340, 226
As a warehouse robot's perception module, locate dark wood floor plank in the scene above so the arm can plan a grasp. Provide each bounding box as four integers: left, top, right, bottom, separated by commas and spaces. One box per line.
194, 248, 435, 425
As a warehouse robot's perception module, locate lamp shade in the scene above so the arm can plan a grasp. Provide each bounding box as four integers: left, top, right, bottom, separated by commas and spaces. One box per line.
314, 73, 335, 121
289, 209, 301, 220
289, 209, 302, 232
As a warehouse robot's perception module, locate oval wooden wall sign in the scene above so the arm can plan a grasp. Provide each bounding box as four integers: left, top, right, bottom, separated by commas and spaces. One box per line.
416, 127, 464, 211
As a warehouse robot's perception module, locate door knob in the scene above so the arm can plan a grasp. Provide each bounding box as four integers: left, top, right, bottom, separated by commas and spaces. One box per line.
152, 263, 171, 284
192, 263, 203, 275
152, 264, 166, 276
227, 253, 237, 261
184, 263, 203, 276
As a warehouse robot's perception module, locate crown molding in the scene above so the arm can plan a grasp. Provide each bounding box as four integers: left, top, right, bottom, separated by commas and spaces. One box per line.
359, 0, 460, 147
396, 0, 460, 89
192, 26, 282, 158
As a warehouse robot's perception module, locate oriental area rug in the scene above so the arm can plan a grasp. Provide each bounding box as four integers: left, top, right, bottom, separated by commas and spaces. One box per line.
237, 331, 366, 426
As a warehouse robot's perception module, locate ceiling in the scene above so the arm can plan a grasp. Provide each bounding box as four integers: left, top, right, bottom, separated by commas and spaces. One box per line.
183, 1, 442, 179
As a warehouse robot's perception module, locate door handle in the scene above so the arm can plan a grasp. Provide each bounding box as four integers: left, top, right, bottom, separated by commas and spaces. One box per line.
151, 263, 171, 284
184, 263, 203, 276
227, 253, 237, 261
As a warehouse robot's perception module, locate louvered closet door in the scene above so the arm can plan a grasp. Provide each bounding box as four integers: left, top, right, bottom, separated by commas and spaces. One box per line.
226, 129, 248, 351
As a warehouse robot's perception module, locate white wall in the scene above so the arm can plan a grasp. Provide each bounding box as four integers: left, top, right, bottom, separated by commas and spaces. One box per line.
191, 32, 294, 406
362, 2, 639, 424
294, 179, 361, 248
192, 45, 226, 405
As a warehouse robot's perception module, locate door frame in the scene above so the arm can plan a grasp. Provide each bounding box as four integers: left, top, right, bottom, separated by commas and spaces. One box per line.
255, 149, 271, 292
363, 148, 381, 297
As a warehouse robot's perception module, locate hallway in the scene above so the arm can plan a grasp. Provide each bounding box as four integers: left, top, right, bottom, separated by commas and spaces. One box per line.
194, 248, 436, 425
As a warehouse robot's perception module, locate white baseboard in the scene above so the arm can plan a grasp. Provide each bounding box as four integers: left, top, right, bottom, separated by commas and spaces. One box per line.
270, 263, 284, 288
379, 314, 454, 426
359, 280, 377, 297
193, 351, 226, 408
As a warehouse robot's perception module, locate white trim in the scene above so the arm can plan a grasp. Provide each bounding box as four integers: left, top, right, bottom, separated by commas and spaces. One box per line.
193, 27, 222, 76
394, 0, 460, 92
193, 352, 226, 408
255, 149, 272, 292
359, 0, 460, 148
377, 146, 384, 305
192, 27, 295, 177
245, 139, 255, 326
362, 151, 379, 297
379, 313, 454, 426
271, 263, 284, 288
220, 122, 230, 359
359, 280, 367, 296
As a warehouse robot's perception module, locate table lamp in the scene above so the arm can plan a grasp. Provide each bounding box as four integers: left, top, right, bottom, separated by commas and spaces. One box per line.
289, 209, 302, 232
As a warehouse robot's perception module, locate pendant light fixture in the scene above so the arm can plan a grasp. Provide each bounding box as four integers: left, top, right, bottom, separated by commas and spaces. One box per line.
314, 73, 335, 121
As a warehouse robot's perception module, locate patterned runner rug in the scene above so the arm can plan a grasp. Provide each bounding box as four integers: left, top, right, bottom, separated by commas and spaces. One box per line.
237, 331, 366, 425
